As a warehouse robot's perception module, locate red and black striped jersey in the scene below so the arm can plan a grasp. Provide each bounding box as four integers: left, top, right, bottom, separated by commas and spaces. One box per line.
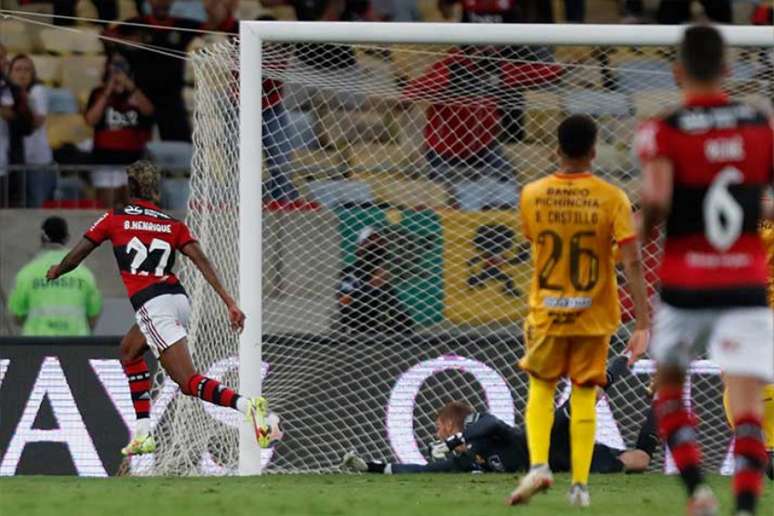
84, 200, 196, 310
636, 93, 773, 308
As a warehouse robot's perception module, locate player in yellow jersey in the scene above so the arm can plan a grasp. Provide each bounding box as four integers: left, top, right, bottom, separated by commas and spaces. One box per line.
507, 115, 651, 508
722, 219, 774, 480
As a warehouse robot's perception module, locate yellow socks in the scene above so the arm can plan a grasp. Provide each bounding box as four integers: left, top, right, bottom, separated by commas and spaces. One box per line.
570, 385, 597, 486
526, 375, 556, 467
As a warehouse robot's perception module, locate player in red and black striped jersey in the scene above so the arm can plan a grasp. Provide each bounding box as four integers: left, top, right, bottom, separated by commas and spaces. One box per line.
637, 25, 774, 516
47, 161, 280, 456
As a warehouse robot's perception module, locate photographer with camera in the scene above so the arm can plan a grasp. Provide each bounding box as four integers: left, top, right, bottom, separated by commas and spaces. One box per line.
85, 52, 154, 208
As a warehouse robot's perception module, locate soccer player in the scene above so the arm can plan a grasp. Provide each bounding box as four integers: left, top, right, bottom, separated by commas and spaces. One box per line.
637, 25, 774, 516
46, 161, 278, 456
507, 114, 651, 507
343, 357, 658, 475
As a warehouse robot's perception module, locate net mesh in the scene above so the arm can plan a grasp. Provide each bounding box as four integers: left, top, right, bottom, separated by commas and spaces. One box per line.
138, 33, 773, 476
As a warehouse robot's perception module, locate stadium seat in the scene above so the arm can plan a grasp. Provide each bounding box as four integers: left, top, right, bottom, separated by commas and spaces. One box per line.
60, 56, 105, 106
146, 141, 194, 170
453, 178, 519, 211
1, 20, 35, 53
563, 89, 631, 144
40, 28, 77, 55
29, 55, 63, 86
503, 143, 556, 182
522, 91, 562, 144
47, 88, 79, 114
46, 114, 93, 149
595, 143, 632, 178
161, 178, 191, 210
305, 180, 373, 208
392, 44, 451, 81
72, 27, 104, 55
615, 59, 673, 94
563, 89, 630, 117
359, 174, 449, 209
291, 148, 348, 178
118, 0, 140, 20
238, 0, 262, 21
285, 110, 318, 150
632, 89, 681, 120
347, 143, 416, 173
317, 110, 391, 147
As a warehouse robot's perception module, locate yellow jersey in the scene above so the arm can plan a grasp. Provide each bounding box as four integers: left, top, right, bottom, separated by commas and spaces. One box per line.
520, 172, 636, 336
762, 220, 774, 307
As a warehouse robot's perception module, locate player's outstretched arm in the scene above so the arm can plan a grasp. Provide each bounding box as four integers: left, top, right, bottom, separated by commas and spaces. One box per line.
639, 158, 674, 241
46, 238, 97, 281
181, 241, 245, 332
619, 240, 650, 364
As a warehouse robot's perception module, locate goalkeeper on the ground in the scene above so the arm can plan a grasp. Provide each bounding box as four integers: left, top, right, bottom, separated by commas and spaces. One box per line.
342, 357, 657, 475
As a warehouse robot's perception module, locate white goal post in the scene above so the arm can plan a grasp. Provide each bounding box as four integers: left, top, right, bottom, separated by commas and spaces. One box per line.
150, 22, 773, 477
234, 22, 772, 475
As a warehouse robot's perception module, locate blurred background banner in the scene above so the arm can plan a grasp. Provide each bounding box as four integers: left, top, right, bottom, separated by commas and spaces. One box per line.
441, 211, 531, 325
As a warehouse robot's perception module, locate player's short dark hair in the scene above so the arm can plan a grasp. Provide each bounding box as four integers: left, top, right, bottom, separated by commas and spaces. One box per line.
557, 114, 597, 159
436, 401, 474, 430
41, 216, 68, 245
679, 25, 726, 82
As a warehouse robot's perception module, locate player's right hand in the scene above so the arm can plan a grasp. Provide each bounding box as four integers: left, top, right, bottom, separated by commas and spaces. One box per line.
227, 304, 246, 333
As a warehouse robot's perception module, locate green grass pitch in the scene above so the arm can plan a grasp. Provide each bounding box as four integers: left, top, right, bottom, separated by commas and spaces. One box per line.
2, 473, 772, 515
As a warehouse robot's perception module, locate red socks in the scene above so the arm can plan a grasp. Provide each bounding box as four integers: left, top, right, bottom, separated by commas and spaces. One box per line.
186, 374, 240, 410
732, 414, 767, 514
122, 358, 151, 420
654, 386, 704, 495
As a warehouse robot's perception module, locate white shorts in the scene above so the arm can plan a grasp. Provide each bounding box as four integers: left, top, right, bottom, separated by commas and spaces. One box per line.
650, 302, 774, 382
135, 294, 190, 357
91, 167, 128, 188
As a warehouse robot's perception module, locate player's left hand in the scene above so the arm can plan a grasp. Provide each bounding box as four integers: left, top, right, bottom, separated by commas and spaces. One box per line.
227, 304, 246, 333
625, 329, 650, 365
46, 265, 60, 282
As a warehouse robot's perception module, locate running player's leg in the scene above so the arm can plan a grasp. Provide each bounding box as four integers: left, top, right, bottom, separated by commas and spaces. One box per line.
711, 308, 774, 514
119, 324, 154, 456
650, 304, 713, 513
158, 337, 247, 413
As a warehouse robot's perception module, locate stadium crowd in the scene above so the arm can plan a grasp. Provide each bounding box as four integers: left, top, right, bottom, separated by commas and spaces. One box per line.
0, 0, 771, 211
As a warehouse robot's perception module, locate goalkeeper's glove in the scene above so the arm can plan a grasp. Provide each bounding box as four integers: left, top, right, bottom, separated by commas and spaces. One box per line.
431, 432, 466, 460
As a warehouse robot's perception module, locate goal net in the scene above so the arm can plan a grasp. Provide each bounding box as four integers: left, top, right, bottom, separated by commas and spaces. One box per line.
137, 24, 773, 476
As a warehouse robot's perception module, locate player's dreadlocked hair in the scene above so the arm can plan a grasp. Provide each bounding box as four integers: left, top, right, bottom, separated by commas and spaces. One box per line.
127, 160, 161, 204
436, 401, 474, 431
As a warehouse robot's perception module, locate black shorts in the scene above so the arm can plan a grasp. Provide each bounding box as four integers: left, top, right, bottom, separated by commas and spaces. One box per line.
590, 444, 625, 474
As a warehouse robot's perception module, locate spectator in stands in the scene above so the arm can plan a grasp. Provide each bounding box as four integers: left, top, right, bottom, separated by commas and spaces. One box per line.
107, 0, 237, 142
209, 12, 300, 202
372, 0, 422, 21
0, 43, 10, 202
655, 0, 732, 24
402, 46, 562, 183
85, 52, 154, 208
8, 216, 102, 336
6, 55, 55, 207
260, 0, 381, 111
663, 0, 732, 23
336, 227, 414, 335
53, 1, 118, 25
